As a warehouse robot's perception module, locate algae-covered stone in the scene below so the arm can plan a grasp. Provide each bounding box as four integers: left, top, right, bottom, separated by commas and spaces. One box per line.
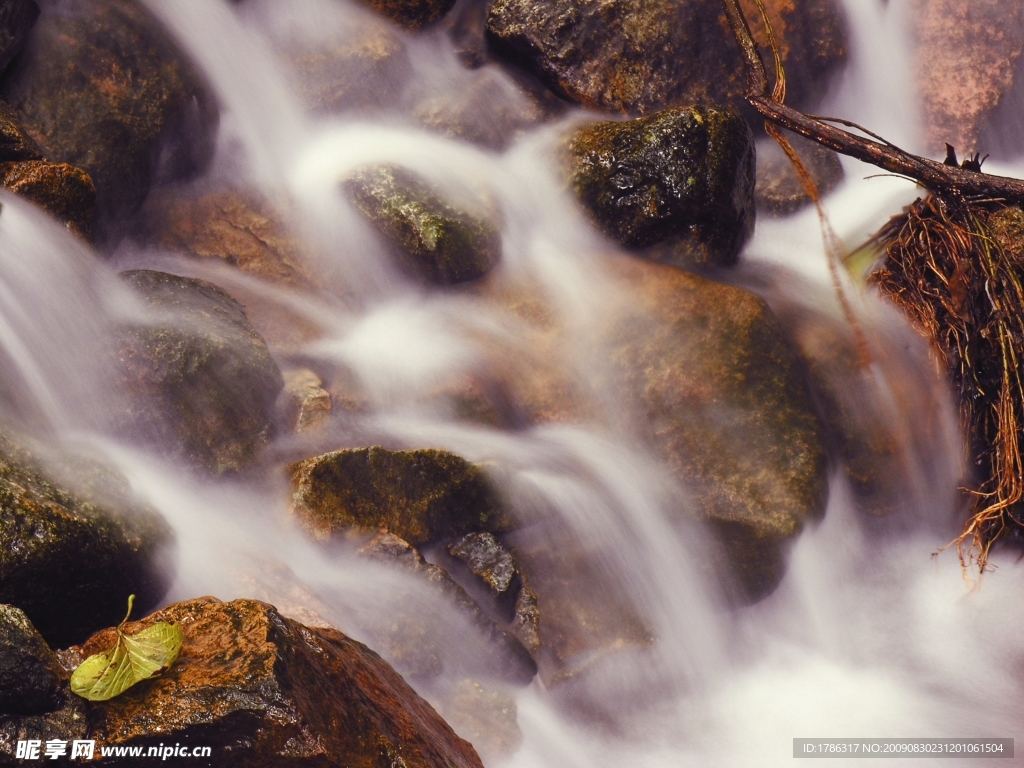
0, 160, 96, 239
606, 257, 828, 599
486, 0, 847, 115
343, 164, 501, 284
289, 446, 512, 545
0, 604, 61, 716
755, 133, 844, 215
568, 107, 755, 267
358, 0, 456, 30
0, 432, 172, 647
74, 597, 485, 768
0, 0, 218, 244
116, 270, 284, 475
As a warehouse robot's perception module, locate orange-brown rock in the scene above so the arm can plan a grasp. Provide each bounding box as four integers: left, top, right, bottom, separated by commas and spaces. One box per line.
911, 0, 1024, 154
486, 0, 846, 115
73, 597, 484, 768
0, 160, 95, 239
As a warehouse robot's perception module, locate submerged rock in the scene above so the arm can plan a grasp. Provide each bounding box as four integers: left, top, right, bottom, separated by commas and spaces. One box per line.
910, 0, 1024, 153
0, 0, 38, 76
567, 107, 755, 267
0, 160, 96, 239
344, 164, 502, 285
288, 446, 512, 545
360, 532, 536, 684
755, 133, 844, 215
278, 369, 332, 435
0, 0, 218, 244
607, 257, 828, 599
486, 0, 846, 114
358, 0, 456, 30
432, 679, 522, 763
73, 597, 485, 768
0, 605, 61, 716
0, 432, 172, 647
116, 270, 284, 475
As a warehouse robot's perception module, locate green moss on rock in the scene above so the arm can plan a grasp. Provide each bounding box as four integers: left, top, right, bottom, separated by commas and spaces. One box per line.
568, 107, 755, 267
343, 164, 501, 284
289, 447, 513, 545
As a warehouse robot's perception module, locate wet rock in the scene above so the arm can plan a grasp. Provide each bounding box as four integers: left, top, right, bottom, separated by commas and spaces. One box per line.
0, 688, 87, 762
413, 67, 558, 150
359, 0, 457, 30
137, 187, 318, 289
0, 160, 95, 239
116, 270, 284, 475
606, 257, 828, 599
510, 579, 540, 653
0, 102, 42, 162
755, 133, 844, 215
486, 0, 846, 115
0, 0, 218, 244
284, 21, 411, 113
360, 532, 536, 684
0, 605, 60, 716
910, 0, 1024, 154
449, 532, 516, 596
279, 369, 332, 435
567, 107, 755, 268
288, 446, 512, 545
0, 0, 38, 76
344, 164, 502, 285
0, 431, 172, 647
74, 597, 485, 768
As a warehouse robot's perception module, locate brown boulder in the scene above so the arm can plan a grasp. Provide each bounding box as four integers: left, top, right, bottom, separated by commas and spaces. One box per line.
0, 160, 95, 239
358, 0, 456, 30
910, 0, 1024, 154
71, 597, 484, 768
0, 0, 217, 244
486, 0, 846, 115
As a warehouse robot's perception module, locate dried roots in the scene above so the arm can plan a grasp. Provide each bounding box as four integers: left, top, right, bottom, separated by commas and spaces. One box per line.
871, 195, 1024, 570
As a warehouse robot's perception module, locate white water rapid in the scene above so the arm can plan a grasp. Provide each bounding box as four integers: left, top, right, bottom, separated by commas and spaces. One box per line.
1, 0, 1022, 764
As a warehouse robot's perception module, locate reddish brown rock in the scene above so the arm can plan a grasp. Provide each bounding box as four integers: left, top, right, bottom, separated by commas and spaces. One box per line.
0, 160, 95, 239
72, 597, 484, 768
911, 0, 1024, 154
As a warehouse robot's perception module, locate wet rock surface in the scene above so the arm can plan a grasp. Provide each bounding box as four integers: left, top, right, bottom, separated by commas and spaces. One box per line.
0, 0, 218, 244
0, 605, 61, 716
288, 446, 512, 545
73, 597, 485, 768
0, 102, 41, 163
449, 532, 517, 596
359, 0, 457, 30
755, 133, 844, 215
343, 164, 501, 285
911, 0, 1024, 154
0, 432, 172, 648
0, 160, 95, 239
115, 270, 284, 475
278, 369, 332, 435
486, 0, 847, 114
606, 257, 828, 599
567, 107, 755, 268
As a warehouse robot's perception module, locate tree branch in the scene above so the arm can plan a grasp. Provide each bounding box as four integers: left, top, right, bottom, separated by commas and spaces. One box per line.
722, 0, 1024, 203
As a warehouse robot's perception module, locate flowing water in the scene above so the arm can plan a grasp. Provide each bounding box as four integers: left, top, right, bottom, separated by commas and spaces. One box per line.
2, 0, 1024, 764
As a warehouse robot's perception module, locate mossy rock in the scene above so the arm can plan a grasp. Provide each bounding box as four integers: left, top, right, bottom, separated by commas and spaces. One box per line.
343, 164, 501, 285
486, 0, 846, 115
0, 432, 172, 647
289, 447, 513, 545
115, 270, 284, 475
357, 0, 457, 30
0, 160, 95, 239
568, 107, 755, 268
0, 0, 217, 245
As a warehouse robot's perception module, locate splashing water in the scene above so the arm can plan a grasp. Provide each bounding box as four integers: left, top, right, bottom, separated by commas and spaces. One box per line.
0, 0, 1021, 764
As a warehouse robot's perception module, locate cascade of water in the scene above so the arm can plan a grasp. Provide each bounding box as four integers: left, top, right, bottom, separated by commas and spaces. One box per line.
8, 0, 1022, 765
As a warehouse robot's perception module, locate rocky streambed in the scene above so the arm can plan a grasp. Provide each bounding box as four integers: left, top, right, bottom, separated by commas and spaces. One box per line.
0, 0, 1021, 765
